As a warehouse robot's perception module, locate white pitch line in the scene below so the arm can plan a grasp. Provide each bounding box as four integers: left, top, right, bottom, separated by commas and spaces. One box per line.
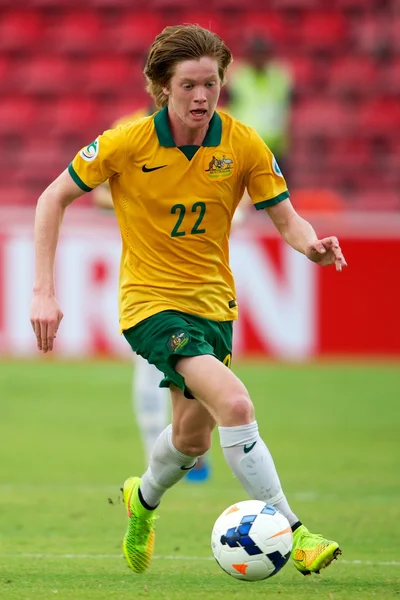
342, 559, 400, 567
0, 484, 397, 505
0, 484, 320, 498
0, 554, 399, 567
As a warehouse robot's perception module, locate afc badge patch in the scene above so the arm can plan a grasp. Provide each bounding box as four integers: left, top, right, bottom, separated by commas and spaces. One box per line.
272, 155, 284, 178
80, 138, 99, 162
204, 152, 234, 180
167, 330, 190, 353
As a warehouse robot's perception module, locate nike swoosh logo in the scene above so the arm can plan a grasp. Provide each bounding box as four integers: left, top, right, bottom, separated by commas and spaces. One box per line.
142, 164, 167, 173
180, 461, 197, 471
243, 441, 257, 454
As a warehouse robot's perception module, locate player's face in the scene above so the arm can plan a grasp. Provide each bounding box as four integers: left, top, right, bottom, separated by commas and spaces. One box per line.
163, 56, 221, 130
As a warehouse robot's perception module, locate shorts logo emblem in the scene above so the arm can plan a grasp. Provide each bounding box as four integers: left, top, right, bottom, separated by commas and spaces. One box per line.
168, 330, 189, 353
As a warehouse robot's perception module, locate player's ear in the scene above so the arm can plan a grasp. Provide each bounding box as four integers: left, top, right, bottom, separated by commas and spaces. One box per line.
162, 86, 170, 97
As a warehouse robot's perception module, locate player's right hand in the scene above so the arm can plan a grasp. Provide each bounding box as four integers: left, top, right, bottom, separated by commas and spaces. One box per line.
30, 294, 63, 353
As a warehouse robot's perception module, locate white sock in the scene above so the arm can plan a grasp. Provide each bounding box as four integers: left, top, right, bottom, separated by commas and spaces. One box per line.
219, 421, 299, 526
133, 354, 170, 463
140, 424, 197, 507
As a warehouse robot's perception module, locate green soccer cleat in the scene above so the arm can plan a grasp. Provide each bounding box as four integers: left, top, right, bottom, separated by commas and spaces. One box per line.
291, 525, 342, 575
121, 476, 157, 573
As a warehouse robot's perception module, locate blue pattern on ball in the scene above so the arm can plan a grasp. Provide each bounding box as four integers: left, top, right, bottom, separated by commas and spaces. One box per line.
220, 514, 263, 556
267, 550, 291, 576
261, 504, 277, 515
237, 523, 252, 535
241, 514, 257, 523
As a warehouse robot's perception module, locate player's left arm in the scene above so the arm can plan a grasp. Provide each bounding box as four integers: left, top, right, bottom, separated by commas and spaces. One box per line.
243, 128, 347, 271
266, 198, 347, 271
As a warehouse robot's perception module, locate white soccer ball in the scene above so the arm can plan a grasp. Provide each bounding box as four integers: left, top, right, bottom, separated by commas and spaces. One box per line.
211, 500, 293, 581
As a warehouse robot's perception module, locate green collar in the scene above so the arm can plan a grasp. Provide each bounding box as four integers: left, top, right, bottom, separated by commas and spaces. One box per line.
154, 106, 222, 147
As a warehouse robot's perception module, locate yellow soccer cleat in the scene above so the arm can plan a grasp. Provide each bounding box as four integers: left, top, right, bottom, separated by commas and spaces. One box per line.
121, 476, 157, 573
292, 525, 342, 575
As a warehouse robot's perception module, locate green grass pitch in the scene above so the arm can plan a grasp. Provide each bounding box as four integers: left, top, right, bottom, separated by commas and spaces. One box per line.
0, 359, 399, 599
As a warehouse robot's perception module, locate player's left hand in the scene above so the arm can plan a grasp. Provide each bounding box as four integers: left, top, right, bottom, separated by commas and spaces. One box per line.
306, 237, 347, 271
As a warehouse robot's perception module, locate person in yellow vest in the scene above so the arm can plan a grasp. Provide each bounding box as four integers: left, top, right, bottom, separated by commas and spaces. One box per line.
31, 25, 346, 576
227, 36, 292, 176
93, 106, 211, 483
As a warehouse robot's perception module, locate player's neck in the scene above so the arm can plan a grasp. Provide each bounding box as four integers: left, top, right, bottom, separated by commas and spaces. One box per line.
167, 110, 209, 147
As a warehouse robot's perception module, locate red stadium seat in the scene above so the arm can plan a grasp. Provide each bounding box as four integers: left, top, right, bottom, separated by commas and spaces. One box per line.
46, 11, 104, 54
351, 14, 389, 53
0, 0, 24, 5
325, 137, 372, 173
112, 13, 165, 54
351, 190, 400, 211
212, 0, 248, 8
379, 58, 400, 95
0, 57, 9, 88
19, 137, 67, 174
148, 0, 192, 9
289, 56, 316, 92
388, 15, 400, 53
0, 185, 34, 206
1, 55, 27, 94
300, 12, 348, 51
269, 0, 320, 7
328, 56, 378, 96
85, 56, 136, 94
17, 57, 74, 94
87, 0, 134, 7
51, 97, 99, 136
0, 97, 37, 134
29, 0, 82, 7
333, 0, 376, 8
292, 98, 355, 137
0, 10, 43, 52
15, 141, 63, 187
358, 98, 400, 136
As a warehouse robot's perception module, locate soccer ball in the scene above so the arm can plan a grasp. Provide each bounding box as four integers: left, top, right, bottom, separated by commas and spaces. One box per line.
211, 500, 293, 581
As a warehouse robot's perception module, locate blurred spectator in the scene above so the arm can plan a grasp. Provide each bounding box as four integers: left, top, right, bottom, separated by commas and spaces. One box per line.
227, 36, 293, 177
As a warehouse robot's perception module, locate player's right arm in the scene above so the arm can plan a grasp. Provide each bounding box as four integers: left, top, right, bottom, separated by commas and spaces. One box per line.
30, 169, 86, 354
31, 125, 127, 353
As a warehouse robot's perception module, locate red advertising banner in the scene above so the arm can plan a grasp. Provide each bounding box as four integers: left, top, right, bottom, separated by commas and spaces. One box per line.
0, 208, 398, 358
318, 238, 399, 355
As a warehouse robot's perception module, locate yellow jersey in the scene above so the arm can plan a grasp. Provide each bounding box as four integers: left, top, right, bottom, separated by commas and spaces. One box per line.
69, 108, 289, 332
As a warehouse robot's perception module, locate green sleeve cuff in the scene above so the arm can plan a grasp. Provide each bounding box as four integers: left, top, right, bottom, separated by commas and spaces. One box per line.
254, 190, 290, 210
68, 163, 93, 192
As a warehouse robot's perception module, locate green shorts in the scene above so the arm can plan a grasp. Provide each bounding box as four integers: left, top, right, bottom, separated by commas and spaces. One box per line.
123, 310, 233, 398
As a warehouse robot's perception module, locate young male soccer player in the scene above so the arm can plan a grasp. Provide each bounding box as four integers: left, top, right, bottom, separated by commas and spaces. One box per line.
30, 24, 347, 576
93, 107, 211, 481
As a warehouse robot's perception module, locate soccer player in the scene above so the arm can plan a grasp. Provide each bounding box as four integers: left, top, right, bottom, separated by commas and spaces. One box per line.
30, 25, 347, 576
93, 108, 211, 481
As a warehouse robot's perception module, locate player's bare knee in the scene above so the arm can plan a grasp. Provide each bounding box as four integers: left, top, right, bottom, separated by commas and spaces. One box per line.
223, 394, 254, 426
